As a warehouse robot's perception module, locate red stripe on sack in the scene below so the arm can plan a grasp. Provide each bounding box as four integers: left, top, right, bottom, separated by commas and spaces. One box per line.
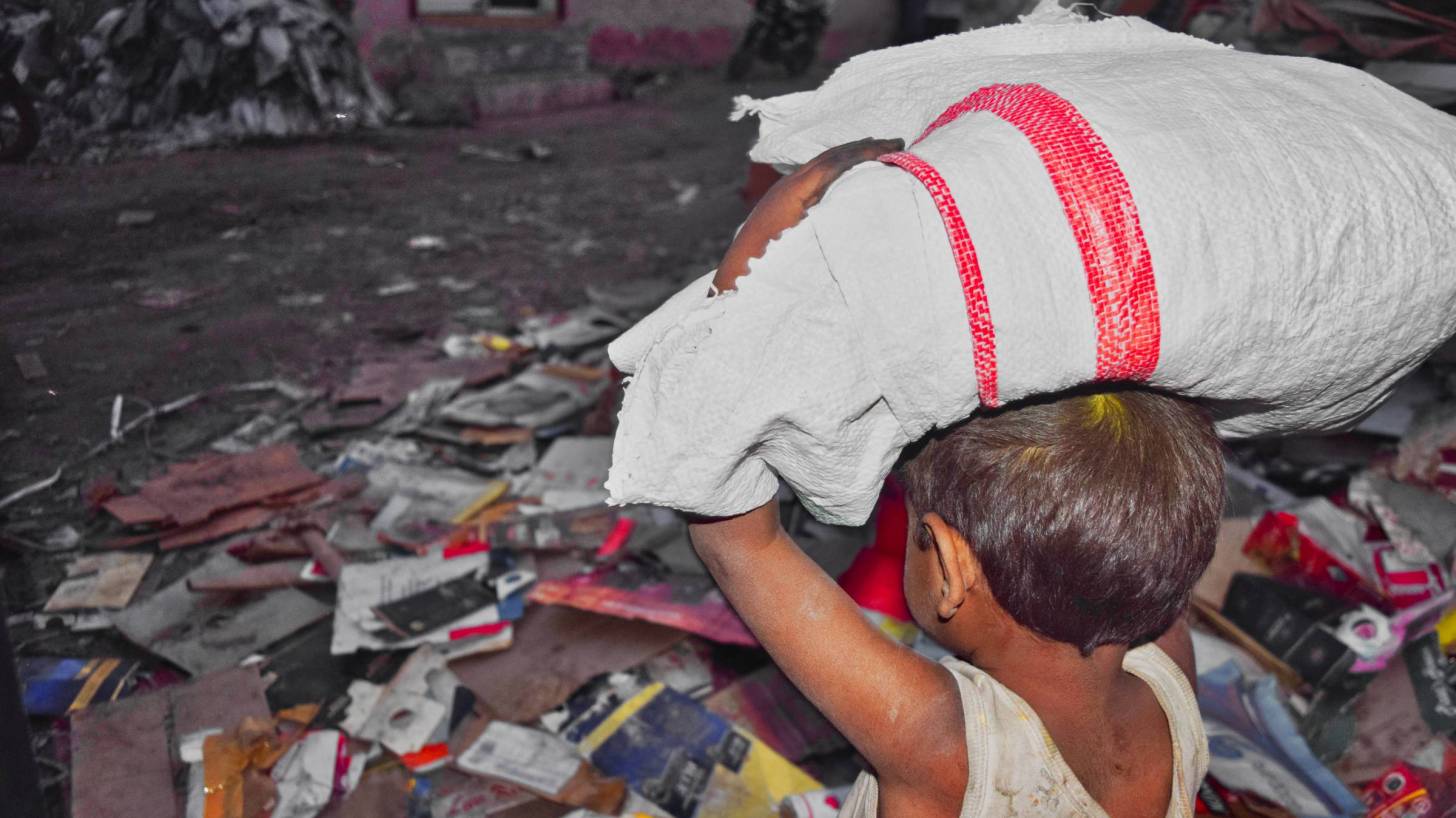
879, 150, 1000, 408
912, 83, 1160, 382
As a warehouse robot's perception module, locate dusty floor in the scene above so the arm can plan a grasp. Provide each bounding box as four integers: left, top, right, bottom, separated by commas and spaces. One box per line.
0, 71, 809, 519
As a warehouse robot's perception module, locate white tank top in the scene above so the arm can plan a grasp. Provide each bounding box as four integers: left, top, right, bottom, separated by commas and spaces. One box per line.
836, 644, 1209, 818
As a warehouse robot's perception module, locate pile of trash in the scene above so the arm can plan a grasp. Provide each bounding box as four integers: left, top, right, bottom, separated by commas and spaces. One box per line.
1, 274, 874, 818
7, 259, 1456, 817
0, 0, 391, 161
1193, 397, 1456, 817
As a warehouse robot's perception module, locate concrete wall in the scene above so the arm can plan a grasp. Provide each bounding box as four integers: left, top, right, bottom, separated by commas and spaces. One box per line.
353, 0, 896, 69
574, 0, 895, 68
354, 0, 417, 60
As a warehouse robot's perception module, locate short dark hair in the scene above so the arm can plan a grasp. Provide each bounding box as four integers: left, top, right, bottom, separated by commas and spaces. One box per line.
898, 386, 1223, 655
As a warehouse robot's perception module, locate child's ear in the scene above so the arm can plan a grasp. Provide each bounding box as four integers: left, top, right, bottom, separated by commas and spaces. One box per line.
921, 512, 980, 621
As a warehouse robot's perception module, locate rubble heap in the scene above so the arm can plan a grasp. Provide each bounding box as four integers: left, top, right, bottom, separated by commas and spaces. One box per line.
1, 0, 392, 160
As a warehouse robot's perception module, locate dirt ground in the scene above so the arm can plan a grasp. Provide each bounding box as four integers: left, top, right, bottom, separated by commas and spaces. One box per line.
0, 71, 811, 525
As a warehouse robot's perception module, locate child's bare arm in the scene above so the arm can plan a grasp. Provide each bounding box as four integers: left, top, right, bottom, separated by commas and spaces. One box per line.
689, 502, 967, 804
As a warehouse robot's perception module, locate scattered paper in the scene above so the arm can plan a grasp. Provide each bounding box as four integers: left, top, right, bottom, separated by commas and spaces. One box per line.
332, 549, 497, 654
271, 730, 345, 818
458, 722, 582, 795
44, 552, 154, 611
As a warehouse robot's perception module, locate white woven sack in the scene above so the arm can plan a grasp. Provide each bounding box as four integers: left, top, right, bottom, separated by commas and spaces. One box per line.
606, 3, 1456, 525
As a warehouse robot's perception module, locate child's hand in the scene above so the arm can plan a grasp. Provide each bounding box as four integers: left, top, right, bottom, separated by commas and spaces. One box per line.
713, 137, 904, 293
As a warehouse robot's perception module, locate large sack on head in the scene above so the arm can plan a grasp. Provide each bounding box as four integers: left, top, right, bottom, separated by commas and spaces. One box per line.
606, 2, 1456, 525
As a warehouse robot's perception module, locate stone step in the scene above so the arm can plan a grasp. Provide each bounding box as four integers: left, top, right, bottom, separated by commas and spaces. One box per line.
394, 70, 615, 124
418, 25, 590, 78
374, 24, 613, 124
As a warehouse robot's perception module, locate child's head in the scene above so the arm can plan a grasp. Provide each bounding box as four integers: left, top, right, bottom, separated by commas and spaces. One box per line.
898, 386, 1223, 656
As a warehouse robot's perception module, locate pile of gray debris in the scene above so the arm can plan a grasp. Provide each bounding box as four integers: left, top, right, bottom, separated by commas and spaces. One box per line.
0, 0, 392, 162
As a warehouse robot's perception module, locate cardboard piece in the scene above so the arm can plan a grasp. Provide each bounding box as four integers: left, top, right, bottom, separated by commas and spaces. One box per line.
171, 666, 275, 742
71, 667, 272, 818
71, 685, 180, 818
530, 564, 754, 647
305, 354, 512, 435
104, 473, 363, 551
157, 505, 280, 551
257, 621, 357, 714
44, 552, 154, 611
114, 550, 332, 675
134, 443, 323, 527
102, 493, 171, 527
451, 605, 684, 724
560, 682, 820, 818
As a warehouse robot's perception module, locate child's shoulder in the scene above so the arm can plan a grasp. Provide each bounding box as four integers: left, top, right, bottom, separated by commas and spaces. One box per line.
871, 646, 1205, 818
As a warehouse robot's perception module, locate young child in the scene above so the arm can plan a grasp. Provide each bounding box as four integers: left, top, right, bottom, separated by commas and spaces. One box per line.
689, 141, 1224, 818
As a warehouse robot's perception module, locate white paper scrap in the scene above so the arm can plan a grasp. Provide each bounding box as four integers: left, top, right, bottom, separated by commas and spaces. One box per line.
331, 549, 491, 654
458, 722, 581, 796
272, 730, 343, 818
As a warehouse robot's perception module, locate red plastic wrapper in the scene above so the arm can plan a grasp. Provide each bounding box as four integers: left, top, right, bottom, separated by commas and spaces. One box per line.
1243, 501, 1385, 609
1361, 761, 1456, 818
1374, 544, 1449, 610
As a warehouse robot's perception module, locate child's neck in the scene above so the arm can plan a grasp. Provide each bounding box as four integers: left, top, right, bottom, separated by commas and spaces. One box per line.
962, 627, 1135, 728
956, 627, 1174, 812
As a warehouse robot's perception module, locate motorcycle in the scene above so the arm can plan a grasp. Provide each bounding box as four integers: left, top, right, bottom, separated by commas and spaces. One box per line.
726, 0, 831, 81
